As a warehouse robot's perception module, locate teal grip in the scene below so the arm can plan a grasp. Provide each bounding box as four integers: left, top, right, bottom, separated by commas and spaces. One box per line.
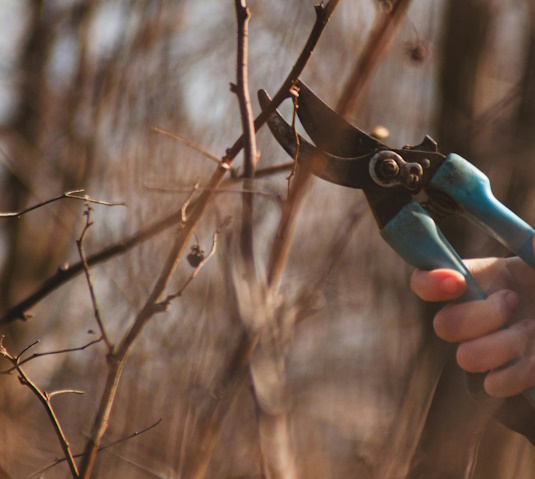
430, 154, 535, 268
380, 202, 486, 302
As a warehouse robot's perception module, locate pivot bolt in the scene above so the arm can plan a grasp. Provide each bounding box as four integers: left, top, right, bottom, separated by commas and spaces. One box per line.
376, 158, 400, 180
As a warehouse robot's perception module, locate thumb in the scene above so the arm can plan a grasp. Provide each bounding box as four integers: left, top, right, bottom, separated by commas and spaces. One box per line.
410, 268, 466, 302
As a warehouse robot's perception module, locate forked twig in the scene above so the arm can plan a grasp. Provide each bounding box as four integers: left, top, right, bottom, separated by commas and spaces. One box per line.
0, 337, 79, 478
0, 337, 101, 374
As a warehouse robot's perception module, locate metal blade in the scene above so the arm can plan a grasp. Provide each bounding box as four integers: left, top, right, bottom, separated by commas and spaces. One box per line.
258, 89, 372, 189
296, 80, 386, 158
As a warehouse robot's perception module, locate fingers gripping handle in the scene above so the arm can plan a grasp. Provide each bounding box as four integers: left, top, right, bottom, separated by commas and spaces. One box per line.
431, 154, 535, 268
380, 202, 486, 302
381, 202, 535, 407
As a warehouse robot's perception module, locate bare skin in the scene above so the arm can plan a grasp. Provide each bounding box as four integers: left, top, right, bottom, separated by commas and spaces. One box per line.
411, 253, 535, 398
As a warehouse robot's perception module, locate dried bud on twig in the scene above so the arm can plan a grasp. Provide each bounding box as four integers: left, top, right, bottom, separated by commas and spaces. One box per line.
187, 244, 205, 268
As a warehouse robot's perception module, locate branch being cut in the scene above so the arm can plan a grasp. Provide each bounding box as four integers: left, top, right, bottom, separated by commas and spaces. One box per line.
233, 0, 259, 270
223, 0, 341, 164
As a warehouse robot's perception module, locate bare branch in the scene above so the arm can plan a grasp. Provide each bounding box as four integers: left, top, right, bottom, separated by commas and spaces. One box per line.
0, 190, 125, 218
0, 0, 404, 331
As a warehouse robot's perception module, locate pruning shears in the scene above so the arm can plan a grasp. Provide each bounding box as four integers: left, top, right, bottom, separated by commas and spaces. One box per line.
258, 81, 535, 435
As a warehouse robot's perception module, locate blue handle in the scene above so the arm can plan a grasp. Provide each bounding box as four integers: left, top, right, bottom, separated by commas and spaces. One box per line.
431, 154, 535, 267
381, 202, 486, 302
381, 201, 535, 406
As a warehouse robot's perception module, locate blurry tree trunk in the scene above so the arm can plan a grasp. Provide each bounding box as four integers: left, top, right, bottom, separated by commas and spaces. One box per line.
505, 5, 535, 220
0, 2, 98, 313
407, 1, 495, 477
0, 0, 49, 312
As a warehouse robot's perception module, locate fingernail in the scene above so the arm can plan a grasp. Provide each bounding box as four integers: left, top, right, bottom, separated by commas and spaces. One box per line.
504, 291, 519, 312
440, 276, 464, 295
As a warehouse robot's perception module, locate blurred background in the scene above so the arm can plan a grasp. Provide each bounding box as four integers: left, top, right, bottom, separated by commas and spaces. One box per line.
1, 0, 535, 477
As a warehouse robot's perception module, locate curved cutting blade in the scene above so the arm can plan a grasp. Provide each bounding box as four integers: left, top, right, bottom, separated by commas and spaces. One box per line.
258, 89, 373, 189
296, 80, 386, 158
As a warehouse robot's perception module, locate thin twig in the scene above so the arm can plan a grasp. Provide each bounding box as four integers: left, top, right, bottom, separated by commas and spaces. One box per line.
48, 390, 85, 398
18, 339, 40, 358
181, 180, 200, 224
76, 202, 113, 352
144, 182, 281, 201
29, 418, 163, 478
0, 337, 102, 374
0, 190, 125, 218
0, 337, 79, 478
151, 127, 221, 164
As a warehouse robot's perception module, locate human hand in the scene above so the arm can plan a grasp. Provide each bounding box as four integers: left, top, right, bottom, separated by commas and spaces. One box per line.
411, 255, 535, 398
